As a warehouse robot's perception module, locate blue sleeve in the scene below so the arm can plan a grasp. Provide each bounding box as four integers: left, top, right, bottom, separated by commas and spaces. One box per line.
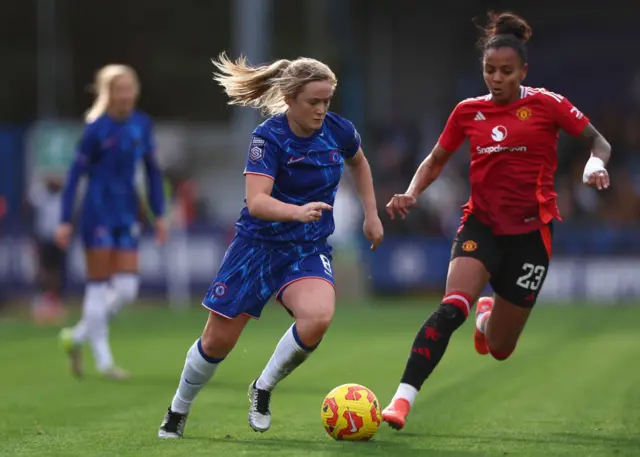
243, 135, 279, 180
142, 120, 165, 218
61, 126, 95, 223
340, 120, 362, 160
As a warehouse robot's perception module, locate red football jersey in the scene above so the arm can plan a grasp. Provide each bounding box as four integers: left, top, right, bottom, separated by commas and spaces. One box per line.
438, 86, 590, 235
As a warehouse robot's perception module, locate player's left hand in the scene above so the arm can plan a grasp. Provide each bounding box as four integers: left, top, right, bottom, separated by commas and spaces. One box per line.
154, 217, 168, 245
585, 169, 610, 190
582, 157, 610, 190
363, 215, 384, 251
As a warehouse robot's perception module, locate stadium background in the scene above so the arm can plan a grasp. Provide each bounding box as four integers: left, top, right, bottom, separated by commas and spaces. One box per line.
1, 2, 640, 456
2, 0, 640, 305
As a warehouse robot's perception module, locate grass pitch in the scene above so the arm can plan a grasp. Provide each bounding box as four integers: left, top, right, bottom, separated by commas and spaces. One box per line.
1, 299, 639, 456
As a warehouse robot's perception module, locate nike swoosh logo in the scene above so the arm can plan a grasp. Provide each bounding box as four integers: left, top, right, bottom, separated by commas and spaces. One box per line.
347, 411, 358, 433
288, 157, 305, 164
184, 378, 199, 386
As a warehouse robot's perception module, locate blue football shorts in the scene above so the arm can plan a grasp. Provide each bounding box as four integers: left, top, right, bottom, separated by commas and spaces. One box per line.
202, 235, 335, 319
82, 223, 141, 250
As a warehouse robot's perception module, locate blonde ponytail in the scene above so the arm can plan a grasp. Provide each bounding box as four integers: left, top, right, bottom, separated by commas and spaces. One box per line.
212, 52, 337, 116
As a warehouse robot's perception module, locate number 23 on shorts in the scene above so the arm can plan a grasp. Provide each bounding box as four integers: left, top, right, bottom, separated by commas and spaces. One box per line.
515, 263, 546, 291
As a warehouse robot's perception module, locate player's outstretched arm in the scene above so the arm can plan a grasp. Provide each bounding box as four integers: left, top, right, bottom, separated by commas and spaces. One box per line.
346, 148, 383, 250
406, 143, 454, 198
386, 143, 454, 220
580, 123, 611, 190
245, 174, 331, 223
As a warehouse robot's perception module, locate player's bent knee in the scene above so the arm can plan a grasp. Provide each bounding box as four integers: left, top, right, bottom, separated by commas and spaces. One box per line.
487, 345, 515, 361
485, 329, 517, 360
300, 297, 334, 323
300, 312, 333, 334
281, 278, 335, 346
290, 305, 333, 349
486, 332, 517, 361
285, 296, 334, 328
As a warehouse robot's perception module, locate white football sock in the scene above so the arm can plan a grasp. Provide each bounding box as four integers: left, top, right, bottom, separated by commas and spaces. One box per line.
72, 281, 108, 344
255, 323, 316, 392
171, 339, 223, 414
392, 383, 419, 407
92, 323, 114, 373
72, 281, 113, 371
476, 311, 491, 334
107, 273, 140, 317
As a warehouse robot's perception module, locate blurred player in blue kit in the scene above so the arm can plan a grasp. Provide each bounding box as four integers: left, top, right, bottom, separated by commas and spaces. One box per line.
57, 64, 167, 379
158, 53, 383, 438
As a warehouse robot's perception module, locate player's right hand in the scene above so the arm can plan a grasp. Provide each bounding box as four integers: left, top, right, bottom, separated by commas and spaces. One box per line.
386, 194, 417, 220
295, 202, 332, 223
55, 223, 73, 250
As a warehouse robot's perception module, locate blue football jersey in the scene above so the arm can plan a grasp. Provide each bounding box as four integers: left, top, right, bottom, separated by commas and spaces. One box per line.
236, 112, 361, 244
61, 110, 164, 228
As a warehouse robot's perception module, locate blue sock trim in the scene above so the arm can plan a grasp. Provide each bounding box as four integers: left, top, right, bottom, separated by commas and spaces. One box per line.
291, 324, 321, 352
196, 338, 225, 364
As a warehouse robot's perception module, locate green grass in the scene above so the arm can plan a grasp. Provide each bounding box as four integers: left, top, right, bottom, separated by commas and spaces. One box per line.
1, 299, 639, 456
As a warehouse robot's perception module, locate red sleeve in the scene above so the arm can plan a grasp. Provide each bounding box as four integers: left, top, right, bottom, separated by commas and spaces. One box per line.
437, 104, 466, 152
544, 92, 590, 136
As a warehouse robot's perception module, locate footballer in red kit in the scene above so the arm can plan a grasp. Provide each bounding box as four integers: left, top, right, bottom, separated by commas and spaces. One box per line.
382, 11, 612, 430
439, 86, 589, 235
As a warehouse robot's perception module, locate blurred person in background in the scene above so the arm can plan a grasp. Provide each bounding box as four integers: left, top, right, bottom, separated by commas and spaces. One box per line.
56, 64, 167, 380
158, 52, 383, 439
382, 11, 611, 429
27, 174, 67, 324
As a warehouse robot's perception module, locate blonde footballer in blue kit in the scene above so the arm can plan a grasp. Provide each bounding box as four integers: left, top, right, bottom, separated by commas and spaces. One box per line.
158, 53, 384, 438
